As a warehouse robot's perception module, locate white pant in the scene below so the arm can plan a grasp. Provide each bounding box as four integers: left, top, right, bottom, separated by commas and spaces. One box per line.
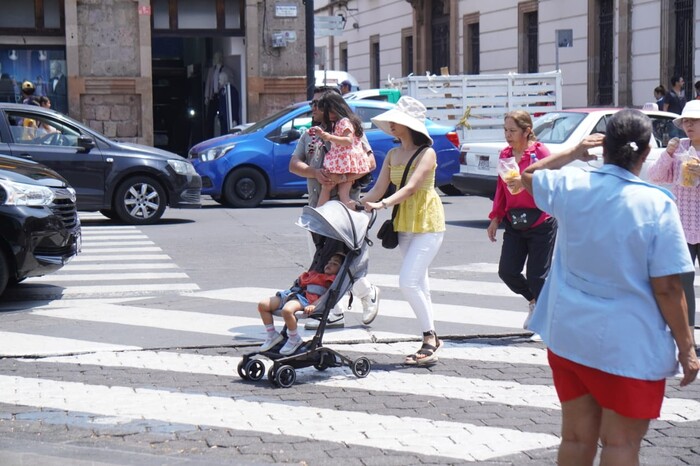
398, 231, 444, 333
306, 232, 372, 316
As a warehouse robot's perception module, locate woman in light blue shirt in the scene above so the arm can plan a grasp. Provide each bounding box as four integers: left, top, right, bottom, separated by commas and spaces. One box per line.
519, 109, 699, 466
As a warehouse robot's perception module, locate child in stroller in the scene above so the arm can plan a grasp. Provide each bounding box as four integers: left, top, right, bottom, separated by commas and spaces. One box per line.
257, 253, 344, 355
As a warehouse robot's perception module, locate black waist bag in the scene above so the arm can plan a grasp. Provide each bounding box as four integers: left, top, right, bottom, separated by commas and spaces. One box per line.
508, 208, 542, 230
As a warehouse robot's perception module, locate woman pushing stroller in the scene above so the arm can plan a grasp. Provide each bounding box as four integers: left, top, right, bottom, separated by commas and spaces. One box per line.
257, 253, 344, 355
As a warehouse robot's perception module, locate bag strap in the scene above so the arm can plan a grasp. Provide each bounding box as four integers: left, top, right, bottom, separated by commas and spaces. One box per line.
390, 145, 428, 222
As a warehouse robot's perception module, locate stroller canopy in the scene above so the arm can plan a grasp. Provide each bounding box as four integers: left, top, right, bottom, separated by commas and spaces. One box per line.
296, 201, 370, 251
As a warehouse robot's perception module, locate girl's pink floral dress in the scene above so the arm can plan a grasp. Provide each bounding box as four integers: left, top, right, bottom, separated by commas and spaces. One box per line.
323, 117, 370, 174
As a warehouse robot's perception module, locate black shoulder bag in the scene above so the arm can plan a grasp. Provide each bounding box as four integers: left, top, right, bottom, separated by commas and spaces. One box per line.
376, 145, 427, 249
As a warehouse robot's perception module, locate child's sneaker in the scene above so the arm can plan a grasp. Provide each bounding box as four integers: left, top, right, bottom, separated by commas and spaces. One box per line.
259, 331, 283, 352
279, 337, 303, 355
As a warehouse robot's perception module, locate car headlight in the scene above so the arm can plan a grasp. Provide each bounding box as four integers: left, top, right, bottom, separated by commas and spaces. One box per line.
0, 179, 54, 206
200, 144, 236, 162
167, 159, 198, 176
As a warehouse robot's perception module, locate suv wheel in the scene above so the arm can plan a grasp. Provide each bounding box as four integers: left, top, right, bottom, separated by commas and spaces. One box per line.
222, 167, 267, 208
114, 176, 166, 225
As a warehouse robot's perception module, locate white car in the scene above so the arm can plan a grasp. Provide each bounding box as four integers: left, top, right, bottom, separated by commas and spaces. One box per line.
451, 108, 683, 198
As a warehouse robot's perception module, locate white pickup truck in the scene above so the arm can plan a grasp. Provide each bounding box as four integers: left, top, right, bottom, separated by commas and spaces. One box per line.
451, 108, 682, 199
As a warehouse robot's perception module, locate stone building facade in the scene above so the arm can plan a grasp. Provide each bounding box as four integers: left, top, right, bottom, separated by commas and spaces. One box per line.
0, 0, 311, 154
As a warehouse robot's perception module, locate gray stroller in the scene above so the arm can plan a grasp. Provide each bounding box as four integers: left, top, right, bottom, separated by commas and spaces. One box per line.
237, 200, 376, 388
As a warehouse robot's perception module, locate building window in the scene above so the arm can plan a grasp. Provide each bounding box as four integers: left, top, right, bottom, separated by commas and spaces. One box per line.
597, 0, 614, 105
370, 35, 380, 88
152, 0, 244, 34
518, 1, 538, 73
673, 0, 694, 98
431, 0, 450, 74
339, 42, 348, 72
0, 1, 65, 34
0, 48, 67, 113
401, 28, 414, 76
463, 13, 479, 74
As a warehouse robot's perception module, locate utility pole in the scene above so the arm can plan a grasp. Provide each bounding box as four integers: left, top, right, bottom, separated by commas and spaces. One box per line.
305, 0, 315, 100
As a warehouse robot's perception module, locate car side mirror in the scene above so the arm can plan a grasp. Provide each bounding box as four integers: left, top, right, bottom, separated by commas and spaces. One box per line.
281, 129, 301, 144
77, 136, 96, 152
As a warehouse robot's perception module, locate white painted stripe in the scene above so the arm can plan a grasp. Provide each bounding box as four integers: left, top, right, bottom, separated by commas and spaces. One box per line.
72, 254, 171, 262
37, 347, 700, 423
40, 342, 549, 372
0, 332, 139, 356
191, 287, 528, 328
60, 263, 178, 271
80, 240, 154, 246
28, 272, 190, 282
80, 226, 137, 231
17, 283, 199, 295
79, 247, 163, 253
81, 235, 149, 240
368, 273, 514, 297
30, 304, 258, 337
437, 263, 500, 273
0, 375, 559, 461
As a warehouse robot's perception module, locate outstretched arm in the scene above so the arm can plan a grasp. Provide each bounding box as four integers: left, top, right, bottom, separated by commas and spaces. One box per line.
520, 134, 604, 194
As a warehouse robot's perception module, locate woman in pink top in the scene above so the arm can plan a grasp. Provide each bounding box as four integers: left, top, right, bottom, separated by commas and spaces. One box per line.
487, 110, 555, 329
647, 100, 700, 327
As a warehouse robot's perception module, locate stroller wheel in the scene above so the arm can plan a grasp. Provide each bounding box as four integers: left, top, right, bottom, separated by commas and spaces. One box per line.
237, 360, 249, 380
267, 365, 277, 384
275, 365, 297, 388
245, 359, 266, 381
351, 357, 371, 378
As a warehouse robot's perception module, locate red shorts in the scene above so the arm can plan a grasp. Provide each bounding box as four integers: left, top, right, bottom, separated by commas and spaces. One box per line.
548, 349, 666, 419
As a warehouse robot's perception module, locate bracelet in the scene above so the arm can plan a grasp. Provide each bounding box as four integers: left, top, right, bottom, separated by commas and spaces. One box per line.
381, 200, 388, 209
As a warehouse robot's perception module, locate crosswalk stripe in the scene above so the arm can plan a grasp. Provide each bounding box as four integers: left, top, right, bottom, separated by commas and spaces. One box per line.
15, 283, 199, 296
79, 246, 163, 253
32, 346, 700, 423
79, 240, 155, 246
28, 272, 190, 282
83, 234, 148, 244
57, 263, 178, 271
80, 225, 137, 230
0, 332, 139, 357
368, 273, 515, 296
190, 287, 528, 328
0, 374, 560, 461
72, 254, 172, 262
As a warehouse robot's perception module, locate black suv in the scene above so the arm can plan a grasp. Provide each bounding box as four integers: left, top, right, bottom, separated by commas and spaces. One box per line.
0, 103, 201, 225
0, 154, 80, 295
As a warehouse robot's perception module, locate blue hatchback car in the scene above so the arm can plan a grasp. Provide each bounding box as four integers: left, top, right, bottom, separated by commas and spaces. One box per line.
188, 100, 461, 207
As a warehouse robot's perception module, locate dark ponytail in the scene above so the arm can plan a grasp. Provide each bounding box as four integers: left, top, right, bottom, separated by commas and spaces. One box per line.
603, 109, 651, 171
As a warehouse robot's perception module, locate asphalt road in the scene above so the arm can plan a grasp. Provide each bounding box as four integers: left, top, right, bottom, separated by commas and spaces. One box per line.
0, 194, 698, 465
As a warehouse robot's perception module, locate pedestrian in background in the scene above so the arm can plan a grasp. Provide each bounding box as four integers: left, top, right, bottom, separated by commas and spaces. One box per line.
360, 96, 445, 365
648, 99, 700, 330
695, 80, 700, 100
289, 86, 381, 329
521, 109, 699, 466
487, 110, 555, 329
339, 80, 352, 95
654, 84, 666, 108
